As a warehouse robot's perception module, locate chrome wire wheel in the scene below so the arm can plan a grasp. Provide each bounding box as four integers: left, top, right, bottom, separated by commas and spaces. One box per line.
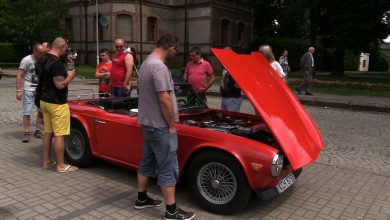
65, 129, 85, 161
197, 162, 237, 205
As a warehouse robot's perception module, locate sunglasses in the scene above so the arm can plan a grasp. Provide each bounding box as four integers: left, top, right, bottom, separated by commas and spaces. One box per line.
115, 45, 124, 48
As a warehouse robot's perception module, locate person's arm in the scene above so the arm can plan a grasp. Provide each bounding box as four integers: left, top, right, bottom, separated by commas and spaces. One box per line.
123, 54, 134, 87
158, 91, 176, 134
16, 69, 26, 100
95, 65, 110, 78
183, 64, 188, 82
205, 63, 215, 91
53, 70, 76, 90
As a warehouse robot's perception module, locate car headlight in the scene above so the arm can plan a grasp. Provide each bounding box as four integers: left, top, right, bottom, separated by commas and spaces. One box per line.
271, 153, 284, 177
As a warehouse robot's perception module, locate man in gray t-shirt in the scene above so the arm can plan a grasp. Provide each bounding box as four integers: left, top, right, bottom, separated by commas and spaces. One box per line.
137, 55, 178, 127
135, 34, 195, 220
16, 44, 46, 143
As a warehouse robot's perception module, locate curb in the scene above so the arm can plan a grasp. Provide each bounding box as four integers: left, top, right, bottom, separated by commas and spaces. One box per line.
206, 91, 390, 113
1, 74, 388, 113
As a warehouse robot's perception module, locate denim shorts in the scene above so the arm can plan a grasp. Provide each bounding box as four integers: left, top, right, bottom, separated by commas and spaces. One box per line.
22, 90, 36, 116
221, 97, 243, 112
139, 125, 179, 186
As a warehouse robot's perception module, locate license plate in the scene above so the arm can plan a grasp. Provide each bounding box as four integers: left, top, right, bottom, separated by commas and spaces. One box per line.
276, 172, 296, 193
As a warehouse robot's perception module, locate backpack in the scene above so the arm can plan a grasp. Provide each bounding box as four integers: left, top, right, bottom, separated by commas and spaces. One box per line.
34, 55, 58, 108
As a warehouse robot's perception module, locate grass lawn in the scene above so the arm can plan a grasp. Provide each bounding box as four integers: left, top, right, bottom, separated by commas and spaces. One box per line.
76, 64, 97, 79
288, 71, 390, 84
2, 63, 389, 97
287, 71, 390, 97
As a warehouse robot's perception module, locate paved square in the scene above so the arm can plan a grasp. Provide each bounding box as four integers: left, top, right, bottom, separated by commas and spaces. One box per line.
0, 77, 389, 219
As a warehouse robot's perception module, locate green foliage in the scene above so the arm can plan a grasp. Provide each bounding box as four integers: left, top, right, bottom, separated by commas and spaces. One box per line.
251, 0, 390, 75
369, 50, 389, 71
0, 42, 25, 62
251, 37, 309, 71
343, 52, 359, 71
0, 0, 70, 52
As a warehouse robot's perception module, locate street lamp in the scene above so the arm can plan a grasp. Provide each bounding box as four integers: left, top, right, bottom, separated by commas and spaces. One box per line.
89, 0, 103, 65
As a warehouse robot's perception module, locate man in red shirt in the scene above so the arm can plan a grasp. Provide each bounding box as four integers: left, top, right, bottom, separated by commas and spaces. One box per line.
183, 46, 215, 104
111, 39, 134, 97
95, 48, 112, 97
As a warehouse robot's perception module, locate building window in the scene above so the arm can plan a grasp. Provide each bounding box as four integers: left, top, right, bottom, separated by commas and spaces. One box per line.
65, 17, 72, 33
237, 22, 245, 45
221, 20, 230, 45
117, 14, 132, 41
147, 17, 157, 42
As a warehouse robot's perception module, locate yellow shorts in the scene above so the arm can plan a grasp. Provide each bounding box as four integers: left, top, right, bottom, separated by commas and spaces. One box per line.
40, 100, 70, 136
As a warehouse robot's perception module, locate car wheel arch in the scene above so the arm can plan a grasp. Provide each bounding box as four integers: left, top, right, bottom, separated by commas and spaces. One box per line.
180, 146, 251, 187
70, 116, 97, 155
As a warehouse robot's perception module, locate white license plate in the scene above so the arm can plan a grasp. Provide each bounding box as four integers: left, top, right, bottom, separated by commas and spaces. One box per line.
276, 172, 296, 193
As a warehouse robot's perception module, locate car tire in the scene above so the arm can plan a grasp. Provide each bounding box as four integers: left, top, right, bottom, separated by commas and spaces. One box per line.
65, 122, 95, 167
187, 150, 252, 214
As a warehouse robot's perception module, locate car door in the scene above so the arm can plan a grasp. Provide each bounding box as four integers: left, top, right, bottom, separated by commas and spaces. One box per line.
94, 109, 143, 166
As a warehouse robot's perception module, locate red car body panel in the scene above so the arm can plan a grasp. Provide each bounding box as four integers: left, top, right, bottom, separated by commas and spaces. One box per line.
68, 48, 324, 193
69, 103, 283, 190
211, 49, 325, 170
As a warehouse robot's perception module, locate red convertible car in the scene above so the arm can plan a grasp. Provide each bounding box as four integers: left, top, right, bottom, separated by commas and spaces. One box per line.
65, 49, 324, 214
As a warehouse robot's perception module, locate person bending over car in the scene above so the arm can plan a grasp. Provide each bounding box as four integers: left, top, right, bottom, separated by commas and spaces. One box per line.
136, 34, 195, 220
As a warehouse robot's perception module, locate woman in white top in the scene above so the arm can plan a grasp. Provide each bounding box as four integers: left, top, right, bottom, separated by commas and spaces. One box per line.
259, 44, 286, 82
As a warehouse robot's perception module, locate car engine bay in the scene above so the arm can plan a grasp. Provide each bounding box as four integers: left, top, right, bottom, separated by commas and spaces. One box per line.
180, 111, 276, 146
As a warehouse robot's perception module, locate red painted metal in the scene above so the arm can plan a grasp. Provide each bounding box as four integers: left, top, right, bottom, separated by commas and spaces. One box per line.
211, 48, 324, 170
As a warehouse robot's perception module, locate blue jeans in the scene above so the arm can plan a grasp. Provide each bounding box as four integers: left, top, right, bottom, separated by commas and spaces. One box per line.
221, 97, 243, 112
23, 90, 37, 116
112, 87, 126, 97
139, 125, 179, 186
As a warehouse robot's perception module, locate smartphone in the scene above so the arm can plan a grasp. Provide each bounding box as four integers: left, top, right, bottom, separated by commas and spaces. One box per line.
67, 62, 74, 71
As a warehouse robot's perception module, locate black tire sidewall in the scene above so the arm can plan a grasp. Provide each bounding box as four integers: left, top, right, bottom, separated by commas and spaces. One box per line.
65, 123, 94, 167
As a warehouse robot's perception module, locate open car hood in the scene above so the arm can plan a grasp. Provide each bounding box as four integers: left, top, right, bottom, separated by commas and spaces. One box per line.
212, 48, 324, 170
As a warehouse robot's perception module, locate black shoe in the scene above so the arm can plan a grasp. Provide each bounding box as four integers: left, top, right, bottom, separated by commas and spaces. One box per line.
165, 208, 195, 220
295, 88, 301, 95
305, 92, 314, 96
134, 197, 163, 209
22, 132, 30, 143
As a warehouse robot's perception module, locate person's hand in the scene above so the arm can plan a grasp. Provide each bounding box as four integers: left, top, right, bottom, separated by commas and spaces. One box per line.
68, 69, 76, 80
103, 72, 110, 79
100, 67, 107, 73
198, 88, 206, 93
169, 126, 177, 134
16, 91, 22, 100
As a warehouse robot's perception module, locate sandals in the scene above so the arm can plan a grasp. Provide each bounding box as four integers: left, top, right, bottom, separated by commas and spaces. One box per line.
57, 165, 78, 173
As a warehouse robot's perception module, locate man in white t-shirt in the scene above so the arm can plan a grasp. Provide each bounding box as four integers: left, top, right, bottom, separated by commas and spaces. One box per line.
16, 43, 46, 143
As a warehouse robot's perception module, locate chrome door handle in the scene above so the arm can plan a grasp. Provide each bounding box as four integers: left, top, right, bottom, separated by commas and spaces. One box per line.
96, 120, 106, 124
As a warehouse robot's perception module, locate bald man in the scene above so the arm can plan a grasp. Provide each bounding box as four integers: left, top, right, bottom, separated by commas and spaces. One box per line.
39, 37, 78, 173
16, 43, 46, 143
111, 38, 134, 97
296, 47, 315, 95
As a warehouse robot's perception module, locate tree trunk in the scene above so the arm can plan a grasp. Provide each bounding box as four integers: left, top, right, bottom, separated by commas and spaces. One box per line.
331, 47, 345, 76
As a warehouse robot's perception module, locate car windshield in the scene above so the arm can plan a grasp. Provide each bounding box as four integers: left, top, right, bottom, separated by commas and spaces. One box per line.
172, 74, 208, 113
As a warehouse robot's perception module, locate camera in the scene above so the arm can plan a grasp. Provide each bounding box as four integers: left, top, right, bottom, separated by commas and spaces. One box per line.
66, 48, 78, 61
66, 48, 78, 71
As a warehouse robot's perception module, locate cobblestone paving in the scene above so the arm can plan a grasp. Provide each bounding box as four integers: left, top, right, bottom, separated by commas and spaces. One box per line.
0, 77, 389, 219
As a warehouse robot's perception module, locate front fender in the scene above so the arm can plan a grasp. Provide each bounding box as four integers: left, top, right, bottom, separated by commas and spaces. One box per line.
70, 114, 98, 157
180, 140, 279, 190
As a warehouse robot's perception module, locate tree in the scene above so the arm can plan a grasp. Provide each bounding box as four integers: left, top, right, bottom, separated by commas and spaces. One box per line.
0, 0, 70, 53
252, 0, 390, 75
315, 0, 390, 75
